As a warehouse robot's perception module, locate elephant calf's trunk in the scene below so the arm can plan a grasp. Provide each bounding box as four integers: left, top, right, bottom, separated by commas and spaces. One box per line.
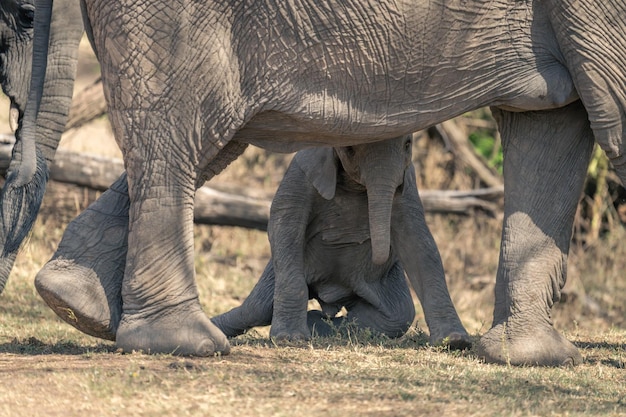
367, 187, 394, 265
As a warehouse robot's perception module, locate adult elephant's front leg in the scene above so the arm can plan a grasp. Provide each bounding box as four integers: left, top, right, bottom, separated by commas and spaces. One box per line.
477, 101, 594, 366
114, 111, 229, 356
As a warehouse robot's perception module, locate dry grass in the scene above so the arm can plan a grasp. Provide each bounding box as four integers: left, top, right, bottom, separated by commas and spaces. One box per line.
0, 168, 624, 417
1, 304, 625, 417
0, 39, 625, 417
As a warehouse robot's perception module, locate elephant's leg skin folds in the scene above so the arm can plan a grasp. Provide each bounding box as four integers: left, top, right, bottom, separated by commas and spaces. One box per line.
391, 180, 471, 349
113, 110, 230, 356
479, 223, 583, 366
115, 203, 231, 356
115, 220, 231, 355
35, 175, 130, 341
118, 300, 230, 356
477, 102, 594, 366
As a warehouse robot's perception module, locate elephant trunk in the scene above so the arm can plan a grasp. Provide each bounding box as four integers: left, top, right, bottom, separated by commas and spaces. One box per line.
366, 179, 397, 265
0, 0, 82, 292
31, 0, 83, 164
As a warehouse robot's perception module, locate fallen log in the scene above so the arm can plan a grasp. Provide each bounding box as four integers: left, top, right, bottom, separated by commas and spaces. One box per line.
0, 134, 502, 230
419, 187, 502, 215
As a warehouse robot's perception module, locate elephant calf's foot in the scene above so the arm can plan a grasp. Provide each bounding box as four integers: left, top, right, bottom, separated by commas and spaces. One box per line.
307, 310, 346, 337
35, 259, 120, 341
476, 321, 582, 366
430, 331, 472, 351
211, 311, 255, 338
116, 303, 230, 356
428, 324, 472, 350
270, 316, 311, 342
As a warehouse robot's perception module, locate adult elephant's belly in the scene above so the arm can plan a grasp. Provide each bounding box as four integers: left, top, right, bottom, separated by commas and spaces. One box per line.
234, 72, 579, 154
235, 110, 421, 153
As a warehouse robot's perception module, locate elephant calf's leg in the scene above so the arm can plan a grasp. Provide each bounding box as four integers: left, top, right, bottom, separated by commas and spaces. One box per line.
211, 262, 275, 337
477, 102, 594, 366
35, 174, 130, 341
392, 182, 470, 349
344, 263, 416, 338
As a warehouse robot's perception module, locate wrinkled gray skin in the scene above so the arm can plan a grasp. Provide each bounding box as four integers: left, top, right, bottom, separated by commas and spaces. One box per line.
0, 0, 82, 292
212, 136, 470, 347
0, 0, 35, 135
5, 0, 625, 365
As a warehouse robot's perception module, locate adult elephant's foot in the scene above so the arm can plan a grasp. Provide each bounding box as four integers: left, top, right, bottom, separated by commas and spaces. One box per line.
476, 321, 582, 366
36, 260, 121, 340
35, 181, 130, 341
116, 301, 231, 356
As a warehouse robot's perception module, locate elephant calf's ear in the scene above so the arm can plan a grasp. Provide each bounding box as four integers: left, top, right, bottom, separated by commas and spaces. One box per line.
294, 147, 338, 200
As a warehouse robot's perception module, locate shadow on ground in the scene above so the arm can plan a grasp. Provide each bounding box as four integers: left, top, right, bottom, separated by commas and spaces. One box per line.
0, 336, 116, 355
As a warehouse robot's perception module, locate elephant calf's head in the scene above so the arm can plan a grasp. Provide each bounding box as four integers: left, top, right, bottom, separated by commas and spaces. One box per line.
296, 135, 414, 265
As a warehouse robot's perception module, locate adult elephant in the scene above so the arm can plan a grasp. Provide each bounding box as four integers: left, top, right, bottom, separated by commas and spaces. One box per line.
5, 0, 625, 365
0, 0, 82, 292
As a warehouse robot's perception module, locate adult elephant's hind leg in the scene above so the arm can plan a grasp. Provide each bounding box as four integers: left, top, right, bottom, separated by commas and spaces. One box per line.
35, 174, 129, 341
114, 110, 229, 356
477, 102, 594, 366
35, 141, 248, 341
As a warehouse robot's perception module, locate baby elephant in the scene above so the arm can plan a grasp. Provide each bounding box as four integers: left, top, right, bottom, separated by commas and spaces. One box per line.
212, 136, 469, 346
